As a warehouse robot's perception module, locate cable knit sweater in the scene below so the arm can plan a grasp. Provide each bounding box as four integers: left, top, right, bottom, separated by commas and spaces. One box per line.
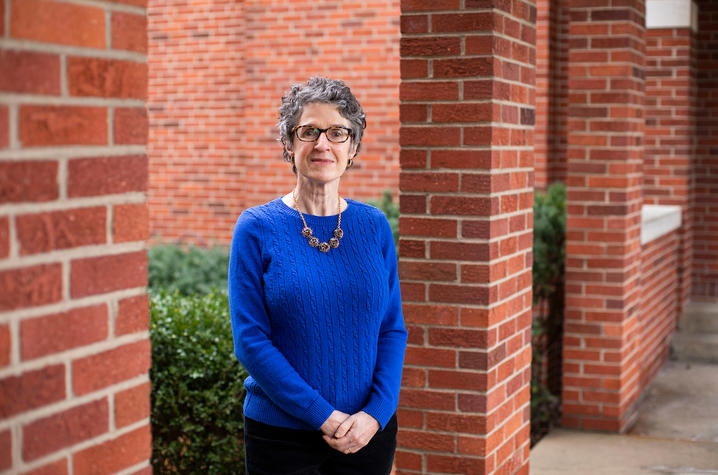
228, 197, 407, 431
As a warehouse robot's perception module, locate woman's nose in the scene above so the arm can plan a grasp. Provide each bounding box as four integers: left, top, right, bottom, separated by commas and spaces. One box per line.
313, 132, 331, 148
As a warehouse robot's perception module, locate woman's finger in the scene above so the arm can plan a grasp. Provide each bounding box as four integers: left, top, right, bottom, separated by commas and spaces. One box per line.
334, 415, 355, 438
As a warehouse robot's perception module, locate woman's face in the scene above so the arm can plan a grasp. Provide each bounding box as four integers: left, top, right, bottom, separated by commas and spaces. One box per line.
287, 102, 357, 186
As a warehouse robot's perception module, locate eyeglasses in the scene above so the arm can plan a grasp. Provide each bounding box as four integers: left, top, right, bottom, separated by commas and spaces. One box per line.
292, 125, 353, 143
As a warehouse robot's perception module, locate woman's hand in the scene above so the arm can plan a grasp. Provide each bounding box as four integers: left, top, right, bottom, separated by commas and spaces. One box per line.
322, 411, 380, 454
320, 410, 350, 438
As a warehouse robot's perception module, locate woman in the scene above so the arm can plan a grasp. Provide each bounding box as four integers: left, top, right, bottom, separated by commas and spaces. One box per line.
228, 77, 407, 475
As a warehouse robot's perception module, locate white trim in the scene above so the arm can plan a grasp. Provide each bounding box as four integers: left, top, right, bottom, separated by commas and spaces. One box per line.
641, 205, 682, 245
646, 0, 698, 32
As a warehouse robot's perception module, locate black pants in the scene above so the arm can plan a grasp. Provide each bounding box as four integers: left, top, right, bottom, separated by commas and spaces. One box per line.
244, 414, 397, 475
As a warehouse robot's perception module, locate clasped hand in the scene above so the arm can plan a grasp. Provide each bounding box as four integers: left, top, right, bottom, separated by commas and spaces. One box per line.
320, 410, 380, 454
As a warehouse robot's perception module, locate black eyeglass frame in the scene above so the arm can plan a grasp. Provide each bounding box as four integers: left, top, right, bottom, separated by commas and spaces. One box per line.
291, 125, 354, 143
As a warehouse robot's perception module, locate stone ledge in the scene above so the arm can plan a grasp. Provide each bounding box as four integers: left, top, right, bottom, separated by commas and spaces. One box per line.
646, 0, 698, 32
641, 204, 682, 245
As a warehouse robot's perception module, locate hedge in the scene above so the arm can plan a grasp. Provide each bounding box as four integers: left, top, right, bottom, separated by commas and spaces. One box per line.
148, 244, 229, 296
150, 290, 247, 474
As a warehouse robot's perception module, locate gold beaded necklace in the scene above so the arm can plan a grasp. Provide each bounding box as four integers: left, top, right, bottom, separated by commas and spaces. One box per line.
292, 190, 344, 253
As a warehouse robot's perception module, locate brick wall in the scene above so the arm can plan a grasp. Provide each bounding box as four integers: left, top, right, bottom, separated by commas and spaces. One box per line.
0, 0, 152, 473
534, 0, 567, 189
694, 0, 718, 300
147, 0, 401, 245
397, 1, 535, 473
563, 0, 646, 432
638, 229, 680, 392
147, 0, 244, 245
644, 26, 695, 310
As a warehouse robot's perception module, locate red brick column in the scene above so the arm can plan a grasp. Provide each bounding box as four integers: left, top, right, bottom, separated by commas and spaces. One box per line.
563, 1, 646, 431
397, 2, 535, 474
644, 25, 696, 314
0, 1, 151, 473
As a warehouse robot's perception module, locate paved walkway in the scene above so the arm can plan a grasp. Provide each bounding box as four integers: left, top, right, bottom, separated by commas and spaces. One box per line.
530, 360, 718, 474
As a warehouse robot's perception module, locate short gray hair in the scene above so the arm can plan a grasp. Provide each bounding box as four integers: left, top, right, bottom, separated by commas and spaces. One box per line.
278, 77, 366, 167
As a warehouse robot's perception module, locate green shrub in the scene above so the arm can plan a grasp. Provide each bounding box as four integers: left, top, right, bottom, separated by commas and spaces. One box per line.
368, 189, 399, 251
150, 291, 247, 474
148, 244, 229, 295
531, 183, 566, 446
533, 183, 566, 303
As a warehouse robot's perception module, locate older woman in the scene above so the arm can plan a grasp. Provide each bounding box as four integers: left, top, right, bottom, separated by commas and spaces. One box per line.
228, 77, 407, 475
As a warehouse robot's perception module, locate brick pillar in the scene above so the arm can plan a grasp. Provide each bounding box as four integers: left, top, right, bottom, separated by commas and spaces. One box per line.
397, 2, 535, 474
563, 1, 645, 431
644, 1, 697, 315
0, 1, 151, 473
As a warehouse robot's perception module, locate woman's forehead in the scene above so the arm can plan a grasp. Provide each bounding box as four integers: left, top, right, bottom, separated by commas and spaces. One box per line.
298, 103, 348, 125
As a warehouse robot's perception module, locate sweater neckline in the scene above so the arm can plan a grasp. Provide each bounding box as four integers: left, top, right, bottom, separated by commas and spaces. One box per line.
275, 196, 354, 222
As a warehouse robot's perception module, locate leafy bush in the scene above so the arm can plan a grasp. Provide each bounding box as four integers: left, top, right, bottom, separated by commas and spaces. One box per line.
148, 244, 229, 295
368, 189, 399, 251
150, 291, 247, 474
531, 183, 566, 446
533, 184, 566, 303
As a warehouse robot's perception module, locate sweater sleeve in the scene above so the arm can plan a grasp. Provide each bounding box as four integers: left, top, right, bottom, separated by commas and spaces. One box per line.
228, 210, 335, 429
361, 215, 408, 429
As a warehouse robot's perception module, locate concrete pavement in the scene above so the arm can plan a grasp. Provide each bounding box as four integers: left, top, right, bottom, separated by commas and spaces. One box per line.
530, 428, 718, 474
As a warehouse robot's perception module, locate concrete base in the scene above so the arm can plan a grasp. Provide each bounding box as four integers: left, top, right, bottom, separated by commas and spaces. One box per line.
530, 429, 718, 474
630, 361, 718, 442
679, 302, 718, 333
671, 332, 718, 364
671, 301, 718, 363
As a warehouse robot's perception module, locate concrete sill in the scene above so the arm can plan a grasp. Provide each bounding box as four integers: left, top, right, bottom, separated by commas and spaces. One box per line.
641, 205, 682, 245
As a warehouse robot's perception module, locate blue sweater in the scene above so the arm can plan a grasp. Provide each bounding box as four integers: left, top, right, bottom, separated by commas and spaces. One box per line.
228, 197, 407, 431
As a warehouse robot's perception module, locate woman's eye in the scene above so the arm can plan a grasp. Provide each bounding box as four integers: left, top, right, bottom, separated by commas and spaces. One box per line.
300, 127, 319, 138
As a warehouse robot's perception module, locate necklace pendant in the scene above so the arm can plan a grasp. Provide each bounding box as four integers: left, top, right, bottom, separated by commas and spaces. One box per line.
292, 190, 343, 254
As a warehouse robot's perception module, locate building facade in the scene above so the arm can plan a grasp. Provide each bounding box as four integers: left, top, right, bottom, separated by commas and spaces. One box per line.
1, 0, 716, 474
